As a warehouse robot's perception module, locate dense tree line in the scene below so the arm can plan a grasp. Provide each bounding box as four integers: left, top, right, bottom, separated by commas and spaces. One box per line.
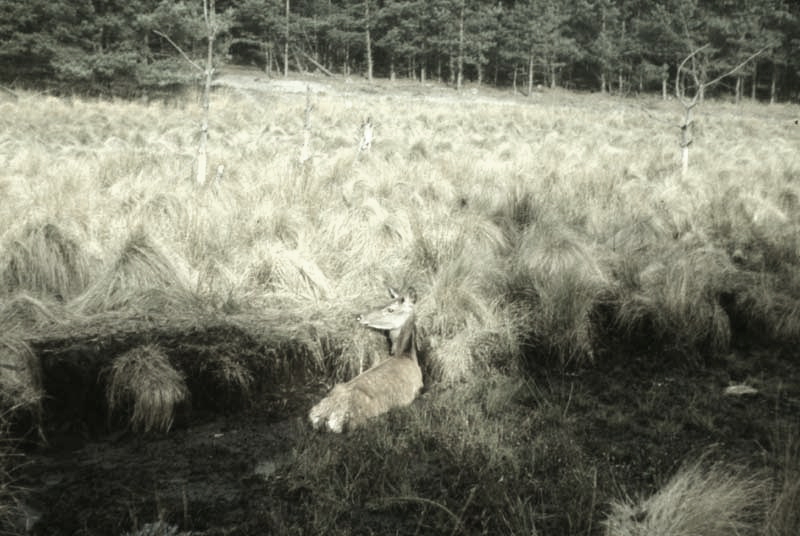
1, 0, 798, 101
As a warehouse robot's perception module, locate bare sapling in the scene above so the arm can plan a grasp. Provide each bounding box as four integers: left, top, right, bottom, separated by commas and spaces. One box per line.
299, 85, 314, 164
308, 288, 423, 433
676, 44, 766, 177
154, 0, 221, 186
358, 117, 373, 153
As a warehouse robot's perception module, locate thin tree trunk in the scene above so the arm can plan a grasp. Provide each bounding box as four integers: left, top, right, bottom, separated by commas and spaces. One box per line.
528, 54, 534, 96
449, 55, 455, 84
680, 104, 693, 177
364, 0, 373, 81
457, 2, 464, 90
284, 0, 290, 77
735, 74, 742, 104
770, 62, 777, 104
512, 66, 517, 94
751, 63, 757, 100
197, 0, 216, 186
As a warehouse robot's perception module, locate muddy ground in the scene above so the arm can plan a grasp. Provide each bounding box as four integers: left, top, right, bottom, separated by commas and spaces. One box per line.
15, 342, 800, 536
18, 382, 320, 536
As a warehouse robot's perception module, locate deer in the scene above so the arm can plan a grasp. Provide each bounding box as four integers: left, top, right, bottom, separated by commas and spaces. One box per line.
308, 288, 423, 433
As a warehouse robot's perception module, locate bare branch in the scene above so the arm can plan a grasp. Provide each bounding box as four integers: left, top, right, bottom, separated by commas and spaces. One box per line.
153, 30, 203, 72
702, 46, 769, 89
676, 44, 708, 107
0, 85, 18, 100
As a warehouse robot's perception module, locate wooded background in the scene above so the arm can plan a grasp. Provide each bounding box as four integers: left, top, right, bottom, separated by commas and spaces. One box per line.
1, 0, 798, 101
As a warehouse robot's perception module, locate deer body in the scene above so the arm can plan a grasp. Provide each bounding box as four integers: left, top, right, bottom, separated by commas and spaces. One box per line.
309, 289, 422, 433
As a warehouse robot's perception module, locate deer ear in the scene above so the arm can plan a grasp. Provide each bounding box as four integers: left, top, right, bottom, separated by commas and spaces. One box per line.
388, 287, 400, 299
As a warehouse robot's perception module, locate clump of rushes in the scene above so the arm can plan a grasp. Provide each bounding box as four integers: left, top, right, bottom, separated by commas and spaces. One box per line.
0, 221, 91, 300
105, 345, 188, 433
604, 459, 769, 536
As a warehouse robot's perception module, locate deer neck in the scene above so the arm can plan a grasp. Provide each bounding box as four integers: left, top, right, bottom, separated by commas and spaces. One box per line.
391, 314, 417, 362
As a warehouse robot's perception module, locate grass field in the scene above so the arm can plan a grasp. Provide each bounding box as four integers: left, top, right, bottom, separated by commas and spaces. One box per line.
1, 75, 799, 534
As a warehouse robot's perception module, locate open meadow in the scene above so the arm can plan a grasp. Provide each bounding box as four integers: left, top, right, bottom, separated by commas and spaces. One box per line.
1, 74, 799, 534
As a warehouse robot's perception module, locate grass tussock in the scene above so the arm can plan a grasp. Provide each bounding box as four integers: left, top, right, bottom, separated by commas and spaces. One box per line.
510, 220, 611, 366
73, 228, 194, 315
247, 242, 332, 301
0, 222, 91, 300
0, 334, 42, 423
615, 242, 737, 353
604, 459, 769, 536
764, 427, 800, 536
0, 293, 75, 333
106, 345, 188, 433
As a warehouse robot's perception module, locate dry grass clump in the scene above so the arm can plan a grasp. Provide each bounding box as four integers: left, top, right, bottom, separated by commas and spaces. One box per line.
73, 228, 195, 315
510, 219, 612, 365
0, 221, 91, 300
193, 349, 254, 404
106, 345, 188, 433
326, 320, 391, 380
0, 292, 75, 332
731, 271, 800, 344
428, 331, 473, 384
0, 334, 42, 425
616, 241, 737, 353
604, 460, 770, 536
764, 428, 800, 536
247, 242, 332, 302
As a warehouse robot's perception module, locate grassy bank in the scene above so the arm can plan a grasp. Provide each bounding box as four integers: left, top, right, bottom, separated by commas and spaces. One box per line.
0, 80, 799, 534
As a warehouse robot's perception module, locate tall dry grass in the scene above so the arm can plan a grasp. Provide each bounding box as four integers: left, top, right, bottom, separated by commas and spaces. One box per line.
0, 87, 798, 379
